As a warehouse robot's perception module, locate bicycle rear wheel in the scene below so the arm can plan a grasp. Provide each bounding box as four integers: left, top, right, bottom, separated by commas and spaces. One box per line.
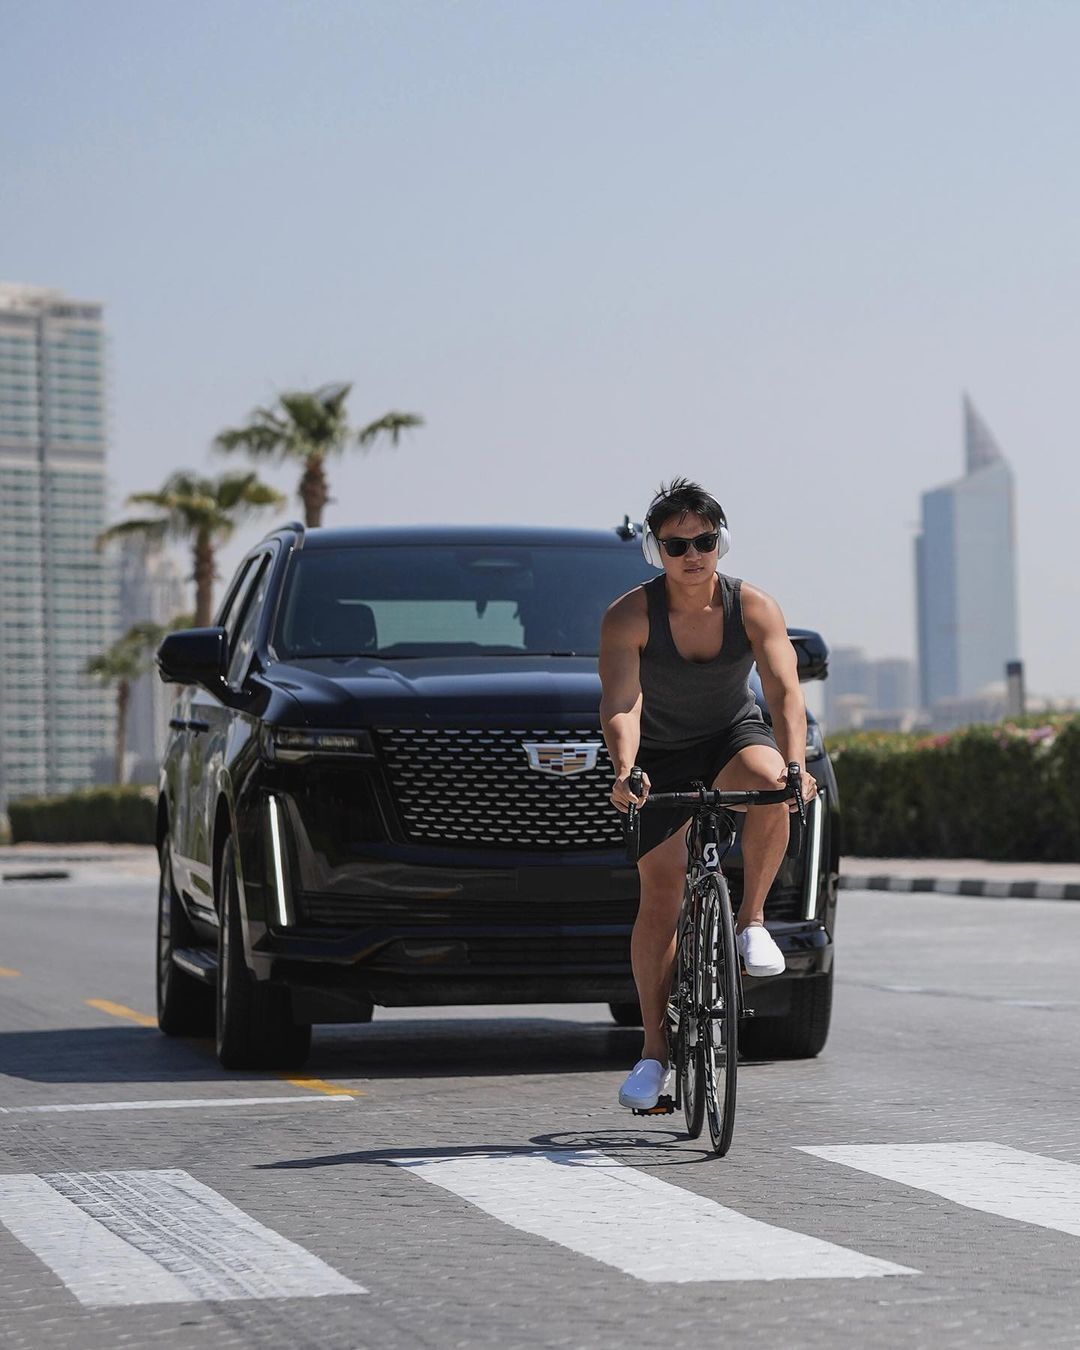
701, 874, 739, 1156
673, 901, 704, 1139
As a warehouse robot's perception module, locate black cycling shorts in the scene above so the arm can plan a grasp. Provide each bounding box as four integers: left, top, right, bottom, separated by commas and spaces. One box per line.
635, 719, 780, 860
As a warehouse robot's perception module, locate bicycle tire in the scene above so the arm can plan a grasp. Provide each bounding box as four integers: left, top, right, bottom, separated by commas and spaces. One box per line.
701, 874, 740, 1156
674, 900, 704, 1139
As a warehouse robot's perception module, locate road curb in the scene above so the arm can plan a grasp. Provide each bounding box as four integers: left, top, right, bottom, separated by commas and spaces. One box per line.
840, 874, 1080, 901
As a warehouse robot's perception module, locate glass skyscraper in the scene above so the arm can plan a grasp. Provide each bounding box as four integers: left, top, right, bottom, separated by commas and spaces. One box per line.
0, 283, 115, 810
915, 396, 1020, 712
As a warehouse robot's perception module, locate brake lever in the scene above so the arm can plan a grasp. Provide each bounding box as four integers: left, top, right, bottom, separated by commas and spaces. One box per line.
625, 766, 644, 863
787, 761, 807, 828
627, 767, 643, 824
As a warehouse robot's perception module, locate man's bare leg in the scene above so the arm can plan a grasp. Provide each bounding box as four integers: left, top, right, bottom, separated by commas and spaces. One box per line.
713, 744, 789, 931
632, 827, 687, 1063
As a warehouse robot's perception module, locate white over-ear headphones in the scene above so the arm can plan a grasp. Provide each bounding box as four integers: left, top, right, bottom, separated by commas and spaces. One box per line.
641, 508, 731, 569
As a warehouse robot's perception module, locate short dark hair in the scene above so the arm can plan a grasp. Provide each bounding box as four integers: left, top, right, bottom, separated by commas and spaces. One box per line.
645, 478, 726, 536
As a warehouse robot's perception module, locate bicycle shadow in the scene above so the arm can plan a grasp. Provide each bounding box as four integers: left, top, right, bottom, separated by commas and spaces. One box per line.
256, 1130, 715, 1171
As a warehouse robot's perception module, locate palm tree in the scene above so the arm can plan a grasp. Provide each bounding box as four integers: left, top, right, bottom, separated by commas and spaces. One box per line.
98, 471, 285, 626
84, 618, 190, 784
213, 382, 423, 527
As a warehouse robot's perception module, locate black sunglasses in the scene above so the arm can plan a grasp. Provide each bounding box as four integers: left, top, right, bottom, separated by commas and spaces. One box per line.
658, 531, 719, 557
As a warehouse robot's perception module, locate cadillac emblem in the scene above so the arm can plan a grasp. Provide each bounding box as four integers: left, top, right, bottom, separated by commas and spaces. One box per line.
523, 742, 602, 776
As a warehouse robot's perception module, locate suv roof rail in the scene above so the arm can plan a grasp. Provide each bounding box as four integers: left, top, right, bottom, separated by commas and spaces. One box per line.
259, 520, 306, 546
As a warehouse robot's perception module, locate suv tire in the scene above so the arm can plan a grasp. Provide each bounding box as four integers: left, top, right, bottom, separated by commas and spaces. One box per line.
741, 968, 833, 1060
608, 1001, 643, 1027
157, 839, 214, 1036
215, 837, 311, 1070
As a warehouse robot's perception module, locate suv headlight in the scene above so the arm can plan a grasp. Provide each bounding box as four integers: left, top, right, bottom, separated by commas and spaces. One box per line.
806, 721, 825, 761
263, 727, 376, 761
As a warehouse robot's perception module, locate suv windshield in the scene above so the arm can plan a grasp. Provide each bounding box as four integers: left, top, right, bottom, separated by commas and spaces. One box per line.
274, 544, 651, 659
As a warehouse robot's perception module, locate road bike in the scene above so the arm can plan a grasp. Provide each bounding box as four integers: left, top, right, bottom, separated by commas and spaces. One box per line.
623, 762, 806, 1156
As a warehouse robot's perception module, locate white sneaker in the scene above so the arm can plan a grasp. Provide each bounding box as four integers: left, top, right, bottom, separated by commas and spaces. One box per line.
737, 924, 786, 977
618, 1058, 671, 1110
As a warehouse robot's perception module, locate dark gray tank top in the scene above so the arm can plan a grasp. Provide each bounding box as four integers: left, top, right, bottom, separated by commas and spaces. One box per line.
639, 573, 763, 749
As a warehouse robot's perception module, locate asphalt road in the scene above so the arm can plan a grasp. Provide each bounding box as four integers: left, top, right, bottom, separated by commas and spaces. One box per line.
2, 862, 1079, 1349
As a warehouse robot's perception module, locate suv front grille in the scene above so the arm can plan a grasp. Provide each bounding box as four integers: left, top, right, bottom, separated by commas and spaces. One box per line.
376, 726, 620, 851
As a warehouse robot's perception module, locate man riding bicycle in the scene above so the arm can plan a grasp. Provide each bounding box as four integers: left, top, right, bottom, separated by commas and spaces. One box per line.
599, 478, 818, 1111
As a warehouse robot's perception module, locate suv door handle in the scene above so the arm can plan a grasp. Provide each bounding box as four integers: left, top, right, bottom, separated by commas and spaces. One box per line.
169, 718, 188, 730
188, 719, 210, 733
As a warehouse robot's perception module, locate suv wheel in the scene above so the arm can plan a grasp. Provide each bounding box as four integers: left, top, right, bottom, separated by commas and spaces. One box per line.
741, 969, 833, 1060
156, 839, 214, 1036
215, 837, 311, 1070
608, 1001, 643, 1027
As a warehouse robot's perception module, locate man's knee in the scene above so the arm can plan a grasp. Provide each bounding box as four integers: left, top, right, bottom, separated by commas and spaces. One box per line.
713, 745, 785, 793
636, 860, 684, 937
637, 878, 683, 921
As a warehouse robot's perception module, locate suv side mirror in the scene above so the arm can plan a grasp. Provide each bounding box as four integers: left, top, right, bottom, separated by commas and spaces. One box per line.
787, 628, 829, 682
157, 627, 228, 689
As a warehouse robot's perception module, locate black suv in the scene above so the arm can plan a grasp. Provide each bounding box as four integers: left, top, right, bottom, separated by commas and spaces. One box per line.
155, 523, 838, 1070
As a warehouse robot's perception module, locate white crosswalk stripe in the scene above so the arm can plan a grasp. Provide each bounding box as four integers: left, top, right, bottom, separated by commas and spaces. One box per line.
0, 1169, 364, 1307
798, 1142, 1080, 1238
11, 1143, 1078, 1304
393, 1149, 918, 1282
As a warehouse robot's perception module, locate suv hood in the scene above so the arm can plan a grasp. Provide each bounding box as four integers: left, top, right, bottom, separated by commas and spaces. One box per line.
265, 655, 606, 726
265, 655, 773, 728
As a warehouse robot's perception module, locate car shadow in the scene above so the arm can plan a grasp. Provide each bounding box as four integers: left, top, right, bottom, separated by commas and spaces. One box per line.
0, 1015, 641, 1085
308, 1016, 640, 1079
0, 1026, 226, 1085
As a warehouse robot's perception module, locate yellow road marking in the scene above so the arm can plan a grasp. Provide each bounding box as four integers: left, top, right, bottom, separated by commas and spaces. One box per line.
0, 967, 21, 978
85, 998, 157, 1028
280, 1076, 362, 1098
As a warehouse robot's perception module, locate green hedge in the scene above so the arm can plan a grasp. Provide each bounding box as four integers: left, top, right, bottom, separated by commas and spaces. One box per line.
8, 786, 157, 845
828, 717, 1080, 861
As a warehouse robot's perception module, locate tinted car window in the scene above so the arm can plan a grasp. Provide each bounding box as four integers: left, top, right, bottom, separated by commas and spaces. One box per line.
274, 545, 652, 658
215, 558, 259, 644
226, 556, 271, 685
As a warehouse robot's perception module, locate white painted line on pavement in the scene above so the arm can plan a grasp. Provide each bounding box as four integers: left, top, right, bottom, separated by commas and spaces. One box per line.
394, 1149, 917, 1283
1038, 882, 1066, 900
799, 1142, 1080, 1238
0, 1095, 352, 1115
0, 1169, 365, 1306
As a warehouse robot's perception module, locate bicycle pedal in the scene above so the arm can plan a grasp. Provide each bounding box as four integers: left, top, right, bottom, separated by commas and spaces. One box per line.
632, 1094, 675, 1116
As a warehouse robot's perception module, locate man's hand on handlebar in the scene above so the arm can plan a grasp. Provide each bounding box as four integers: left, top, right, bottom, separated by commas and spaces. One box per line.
611, 769, 650, 815
780, 765, 818, 814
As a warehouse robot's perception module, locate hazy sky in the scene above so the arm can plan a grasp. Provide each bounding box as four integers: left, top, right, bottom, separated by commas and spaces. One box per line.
4, 1, 1079, 696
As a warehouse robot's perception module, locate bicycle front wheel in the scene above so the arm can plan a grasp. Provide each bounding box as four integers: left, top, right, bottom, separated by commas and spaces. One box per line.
674, 903, 704, 1140
701, 875, 740, 1156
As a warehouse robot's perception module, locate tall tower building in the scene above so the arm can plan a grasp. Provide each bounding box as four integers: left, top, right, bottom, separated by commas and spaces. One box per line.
914, 395, 1020, 712
0, 283, 115, 810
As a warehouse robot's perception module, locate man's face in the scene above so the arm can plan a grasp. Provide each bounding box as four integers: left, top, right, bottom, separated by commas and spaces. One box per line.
654, 511, 720, 580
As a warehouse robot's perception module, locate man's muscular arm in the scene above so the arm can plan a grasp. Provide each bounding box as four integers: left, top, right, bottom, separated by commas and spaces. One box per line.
599, 594, 649, 811
741, 583, 818, 803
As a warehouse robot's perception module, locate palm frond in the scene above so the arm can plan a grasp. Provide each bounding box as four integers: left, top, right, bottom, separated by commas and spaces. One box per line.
214, 470, 285, 514
313, 382, 352, 416
103, 469, 283, 553
96, 517, 169, 552
214, 421, 286, 458
84, 632, 152, 682
356, 411, 425, 447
